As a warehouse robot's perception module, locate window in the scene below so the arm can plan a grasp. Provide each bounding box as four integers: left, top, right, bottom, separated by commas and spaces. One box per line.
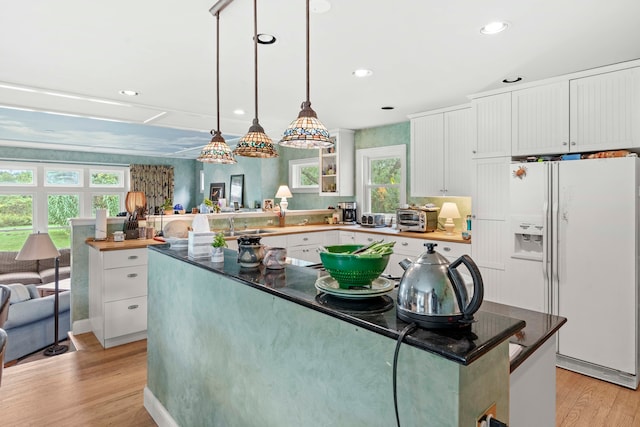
0, 167, 35, 186
90, 169, 124, 187
289, 158, 319, 193
0, 161, 129, 250
356, 145, 406, 214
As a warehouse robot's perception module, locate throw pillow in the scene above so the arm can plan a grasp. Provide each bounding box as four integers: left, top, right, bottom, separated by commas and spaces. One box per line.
7, 283, 32, 304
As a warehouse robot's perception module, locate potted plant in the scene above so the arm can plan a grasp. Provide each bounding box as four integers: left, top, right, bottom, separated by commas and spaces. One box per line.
211, 231, 227, 263
161, 198, 174, 215
200, 198, 213, 214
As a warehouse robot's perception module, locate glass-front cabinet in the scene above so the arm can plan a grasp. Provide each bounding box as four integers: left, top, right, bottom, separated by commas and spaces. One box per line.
319, 128, 354, 196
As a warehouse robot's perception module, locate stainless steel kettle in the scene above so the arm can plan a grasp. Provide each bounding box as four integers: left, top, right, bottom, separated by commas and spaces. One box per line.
396, 243, 484, 329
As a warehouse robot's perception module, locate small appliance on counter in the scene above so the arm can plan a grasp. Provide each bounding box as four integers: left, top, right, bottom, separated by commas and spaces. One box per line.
338, 201, 357, 224
396, 243, 484, 329
361, 213, 386, 228
396, 206, 438, 232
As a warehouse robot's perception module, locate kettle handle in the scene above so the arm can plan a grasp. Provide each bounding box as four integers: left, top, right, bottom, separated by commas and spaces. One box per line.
447, 255, 484, 324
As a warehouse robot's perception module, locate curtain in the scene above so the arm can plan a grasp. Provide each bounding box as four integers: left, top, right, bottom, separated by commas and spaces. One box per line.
130, 164, 174, 214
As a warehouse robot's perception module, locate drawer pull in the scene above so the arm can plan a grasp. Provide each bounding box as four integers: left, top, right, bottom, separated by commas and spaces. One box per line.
401, 242, 408, 246
443, 247, 451, 252
367, 238, 374, 242
128, 255, 139, 260
303, 237, 308, 241
127, 273, 138, 278
128, 304, 139, 310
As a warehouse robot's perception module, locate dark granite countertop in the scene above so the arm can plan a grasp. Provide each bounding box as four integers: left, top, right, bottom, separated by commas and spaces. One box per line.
149, 245, 560, 367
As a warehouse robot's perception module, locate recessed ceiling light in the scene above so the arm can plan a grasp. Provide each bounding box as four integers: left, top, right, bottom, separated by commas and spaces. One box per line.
256, 33, 276, 45
480, 21, 509, 35
119, 89, 139, 96
502, 76, 523, 84
233, 109, 245, 115
381, 106, 394, 110
352, 69, 373, 78
310, 0, 331, 14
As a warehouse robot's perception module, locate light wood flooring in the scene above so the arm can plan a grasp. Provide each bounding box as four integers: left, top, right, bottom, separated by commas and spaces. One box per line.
2, 334, 640, 426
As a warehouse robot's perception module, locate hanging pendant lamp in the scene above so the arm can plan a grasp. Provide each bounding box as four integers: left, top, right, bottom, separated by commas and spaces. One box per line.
279, 0, 333, 149
233, 0, 278, 158
198, 12, 237, 164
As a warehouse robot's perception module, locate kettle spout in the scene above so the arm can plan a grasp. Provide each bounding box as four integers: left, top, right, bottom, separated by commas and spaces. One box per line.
399, 258, 412, 271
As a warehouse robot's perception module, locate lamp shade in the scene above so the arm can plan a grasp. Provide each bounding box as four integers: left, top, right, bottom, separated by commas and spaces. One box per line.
15, 232, 60, 261
439, 202, 461, 219
125, 191, 147, 214
275, 185, 293, 199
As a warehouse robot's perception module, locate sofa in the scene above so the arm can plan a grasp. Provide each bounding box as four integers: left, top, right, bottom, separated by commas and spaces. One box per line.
0, 248, 71, 286
3, 283, 70, 362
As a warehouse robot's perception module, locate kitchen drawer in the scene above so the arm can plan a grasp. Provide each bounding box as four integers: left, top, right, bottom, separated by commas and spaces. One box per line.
104, 296, 147, 339
394, 236, 428, 256
424, 240, 470, 260
287, 232, 323, 247
103, 265, 148, 302
103, 248, 147, 269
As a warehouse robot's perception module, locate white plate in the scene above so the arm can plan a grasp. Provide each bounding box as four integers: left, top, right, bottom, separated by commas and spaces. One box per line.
315, 276, 395, 299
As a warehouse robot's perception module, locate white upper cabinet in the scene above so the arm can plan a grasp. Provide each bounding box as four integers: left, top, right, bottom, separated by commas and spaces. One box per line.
472, 93, 512, 158
512, 67, 640, 156
512, 81, 570, 156
570, 67, 640, 152
319, 129, 355, 196
410, 105, 472, 197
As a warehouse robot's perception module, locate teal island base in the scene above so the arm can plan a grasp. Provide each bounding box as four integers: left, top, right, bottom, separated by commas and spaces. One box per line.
144, 248, 512, 426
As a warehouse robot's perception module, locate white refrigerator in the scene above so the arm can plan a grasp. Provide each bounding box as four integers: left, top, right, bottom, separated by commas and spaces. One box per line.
507, 156, 639, 388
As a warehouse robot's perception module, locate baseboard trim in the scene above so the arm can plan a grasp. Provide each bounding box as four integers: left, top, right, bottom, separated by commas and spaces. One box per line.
557, 354, 638, 389
72, 318, 92, 335
144, 386, 179, 427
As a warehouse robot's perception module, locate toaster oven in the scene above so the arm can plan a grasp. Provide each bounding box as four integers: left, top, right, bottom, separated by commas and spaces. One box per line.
396, 208, 438, 232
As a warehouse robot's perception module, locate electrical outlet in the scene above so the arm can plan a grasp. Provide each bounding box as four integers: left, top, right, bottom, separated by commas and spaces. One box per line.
476, 403, 497, 427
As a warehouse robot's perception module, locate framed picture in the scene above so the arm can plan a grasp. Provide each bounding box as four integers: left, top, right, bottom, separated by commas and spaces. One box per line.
262, 199, 274, 211
209, 183, 225, 201
229, 174, 244, 208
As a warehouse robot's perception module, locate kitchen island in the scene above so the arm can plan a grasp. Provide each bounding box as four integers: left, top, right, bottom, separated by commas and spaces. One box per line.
143, 245, 562, 426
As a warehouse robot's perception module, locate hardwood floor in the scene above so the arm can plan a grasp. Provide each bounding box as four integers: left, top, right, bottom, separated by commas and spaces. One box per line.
2, 334, 640, 426
556, 368, 640, 426
0, 333, 155, 427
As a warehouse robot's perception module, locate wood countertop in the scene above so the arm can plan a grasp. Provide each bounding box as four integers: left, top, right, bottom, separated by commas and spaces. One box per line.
214, 224, 471, 244
85, 238, 166, 251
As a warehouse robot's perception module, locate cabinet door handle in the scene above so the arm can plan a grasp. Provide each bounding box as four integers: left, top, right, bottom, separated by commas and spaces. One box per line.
367, 237, 374, 242
128, 255, 138, 260
127, 304, 139, 310
443, 247, 451, 252
472, 150, 477, 154
562, 141, 568, 146
127, 273, 138, 278
401, 242, 409, 247
303, 237, 308, 241
570, 141, 576, 146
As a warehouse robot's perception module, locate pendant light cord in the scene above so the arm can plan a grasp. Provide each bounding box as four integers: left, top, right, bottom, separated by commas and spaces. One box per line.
216, 12, 221, 134
253, 0, 259, 120
305, 0, 310, 104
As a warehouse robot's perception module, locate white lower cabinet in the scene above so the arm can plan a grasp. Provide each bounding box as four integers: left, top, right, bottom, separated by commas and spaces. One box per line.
286, 232, 324, 263
89, 247, 148, 348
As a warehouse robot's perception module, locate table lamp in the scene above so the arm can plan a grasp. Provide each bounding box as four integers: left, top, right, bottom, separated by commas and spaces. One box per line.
439, 202, 461, 235
15, 232, 68, 356
275, 185, 293, 212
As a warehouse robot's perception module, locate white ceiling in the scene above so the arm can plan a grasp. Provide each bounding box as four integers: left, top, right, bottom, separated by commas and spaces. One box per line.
1, 0, 640, 159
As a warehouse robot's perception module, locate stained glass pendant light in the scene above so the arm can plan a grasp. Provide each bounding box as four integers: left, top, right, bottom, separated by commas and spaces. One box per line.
233, 0, 278, 158
279, 0, 333, 149
197, 12, 237, 164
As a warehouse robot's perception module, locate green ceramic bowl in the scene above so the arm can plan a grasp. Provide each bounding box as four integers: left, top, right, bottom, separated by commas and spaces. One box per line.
319, 245, 390, 289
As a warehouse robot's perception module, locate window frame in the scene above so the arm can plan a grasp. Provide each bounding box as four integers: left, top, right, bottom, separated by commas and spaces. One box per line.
355, 145, 406, 214
0, 164, 37, 187
288, 157, 320, 193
